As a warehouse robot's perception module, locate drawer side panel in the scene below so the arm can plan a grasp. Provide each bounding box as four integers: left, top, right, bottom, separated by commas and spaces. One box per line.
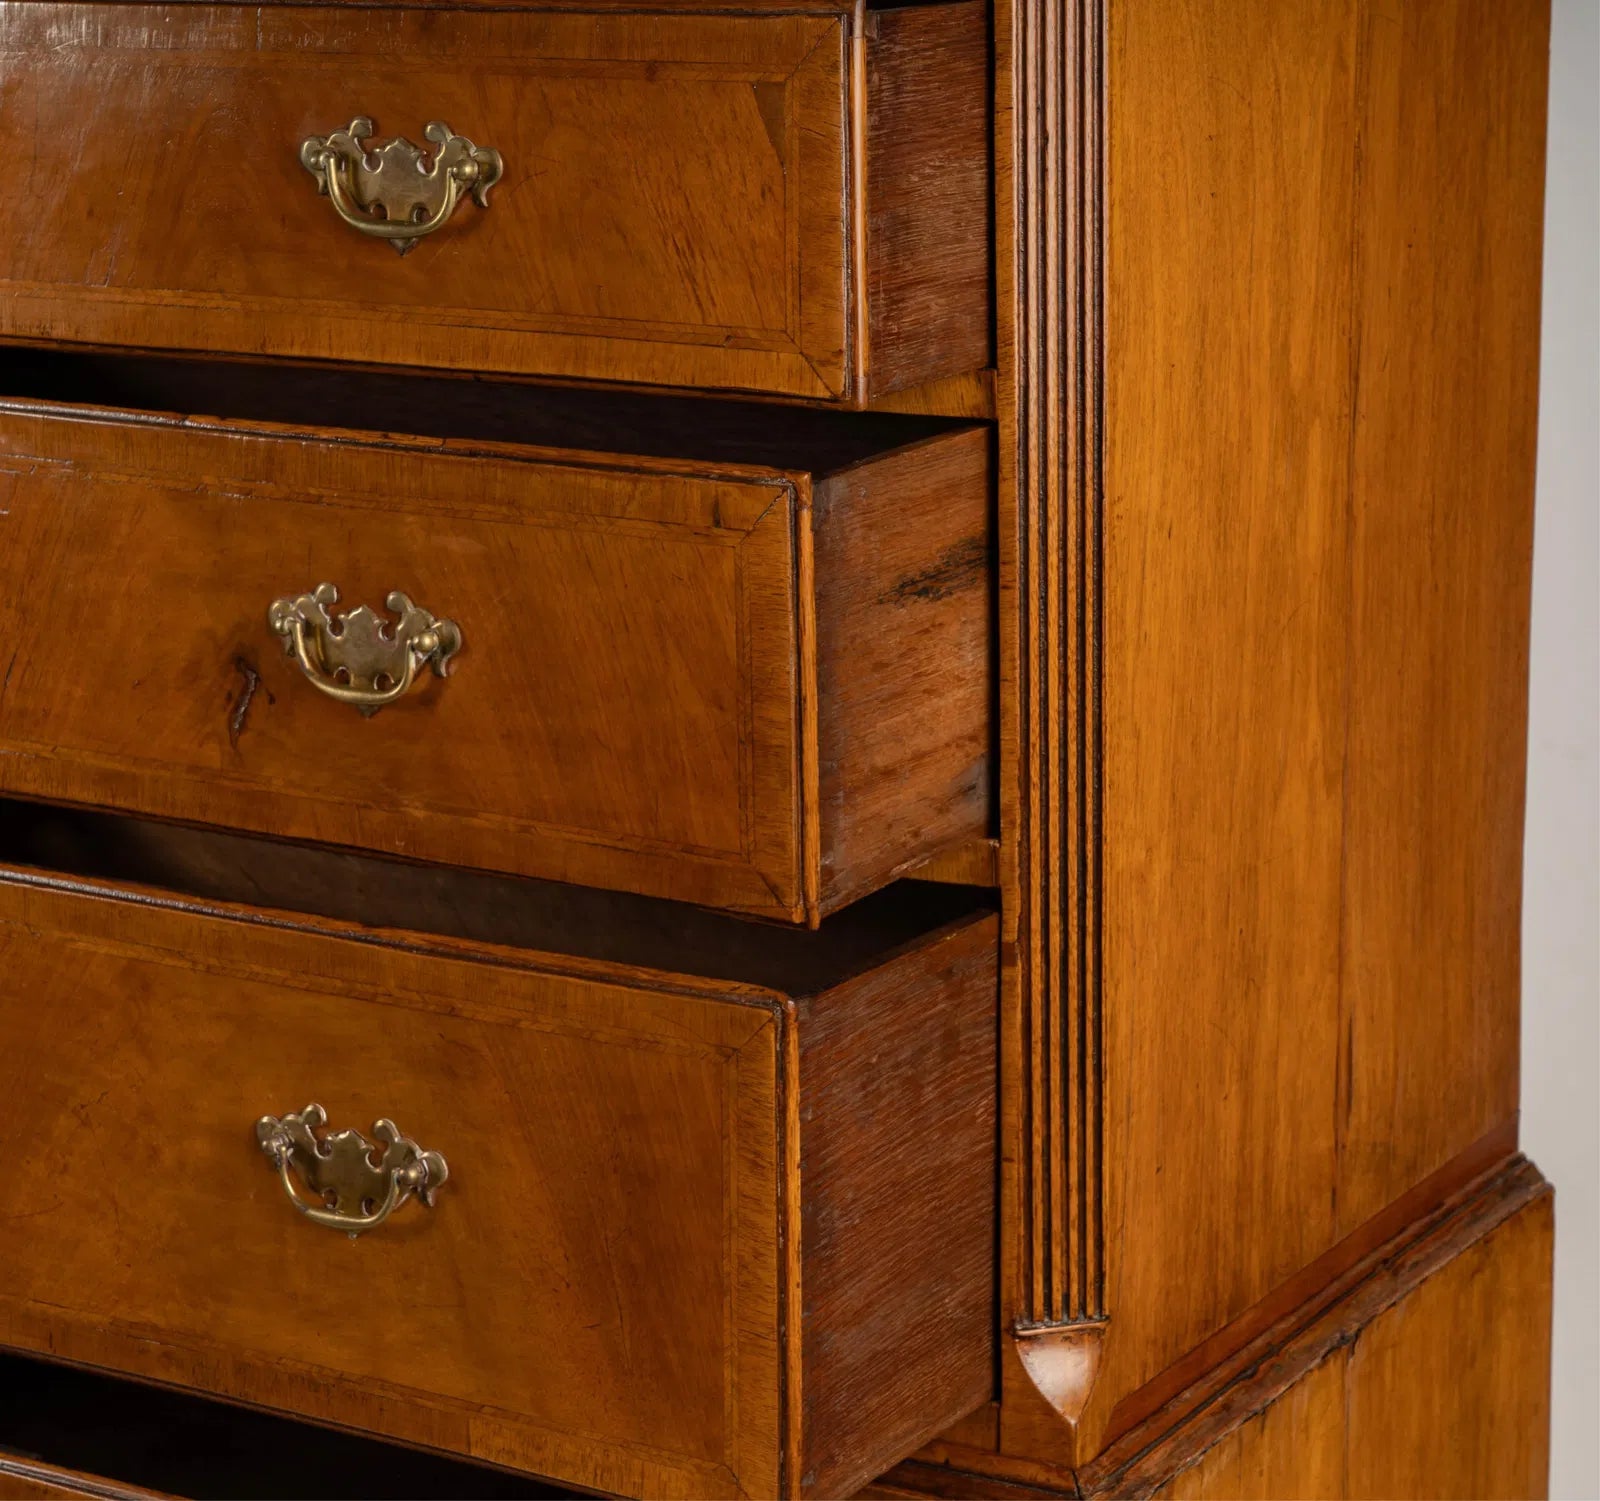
797, 913, 999, 1497
811, 428, 995, 916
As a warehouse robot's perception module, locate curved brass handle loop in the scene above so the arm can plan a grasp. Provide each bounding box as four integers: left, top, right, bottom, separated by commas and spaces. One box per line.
300, 118, 502, 255
268, 583, 462, 717
256, 1104, 448, 1240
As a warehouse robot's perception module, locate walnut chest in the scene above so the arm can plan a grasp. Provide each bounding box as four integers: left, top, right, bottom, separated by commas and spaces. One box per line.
0, 1, 1555, 1498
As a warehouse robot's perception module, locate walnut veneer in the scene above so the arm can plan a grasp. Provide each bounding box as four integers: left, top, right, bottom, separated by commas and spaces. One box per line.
0, 2, 988, 402
0, 0, 1555, 1497
0, 354, 991, 923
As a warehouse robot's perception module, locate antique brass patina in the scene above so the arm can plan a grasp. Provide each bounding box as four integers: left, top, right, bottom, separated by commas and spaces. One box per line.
268, 583, 463, 715
299, 118, 502, 254
255, 1104, 449, 1238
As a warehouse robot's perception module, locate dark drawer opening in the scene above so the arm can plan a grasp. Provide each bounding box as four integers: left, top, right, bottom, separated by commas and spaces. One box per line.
0, 1350, 575, 1500
0, 348, 980, 471
0, 798, 995, 994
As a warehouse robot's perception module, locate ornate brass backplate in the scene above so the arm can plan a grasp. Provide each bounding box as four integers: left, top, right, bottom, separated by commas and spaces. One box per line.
299, 118, 503, 254
268, 583, 463, 716
255, 1104, 449, 1238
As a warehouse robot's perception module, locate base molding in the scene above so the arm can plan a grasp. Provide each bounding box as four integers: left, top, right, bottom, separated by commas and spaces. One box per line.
866, 1154, 1553, 1499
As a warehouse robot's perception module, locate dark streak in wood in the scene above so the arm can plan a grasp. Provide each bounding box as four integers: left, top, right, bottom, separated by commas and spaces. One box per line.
226, 655, 265, 750
883, 537, 989, 605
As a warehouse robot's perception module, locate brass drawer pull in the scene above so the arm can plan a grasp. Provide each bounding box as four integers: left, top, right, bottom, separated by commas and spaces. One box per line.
268, 583, 462, 716
299, 117, 502, 255
256, 1104, 448, 1239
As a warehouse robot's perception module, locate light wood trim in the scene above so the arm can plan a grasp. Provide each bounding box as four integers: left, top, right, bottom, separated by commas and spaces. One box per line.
0, 1455, 172, 1501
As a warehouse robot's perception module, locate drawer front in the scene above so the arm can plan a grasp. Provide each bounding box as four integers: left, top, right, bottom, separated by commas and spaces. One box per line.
0, 400, 988, 921
0, 868, 997, 1499
0, 3, 987, 402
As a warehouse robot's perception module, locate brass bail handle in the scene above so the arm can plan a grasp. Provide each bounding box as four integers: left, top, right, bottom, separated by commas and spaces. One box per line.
268, 583, 463, 716
256, 1104, 449, 1240
300, 117, 502, 255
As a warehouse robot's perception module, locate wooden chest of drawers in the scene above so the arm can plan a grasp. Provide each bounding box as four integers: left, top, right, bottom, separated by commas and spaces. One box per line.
0, 0, 1555, 1498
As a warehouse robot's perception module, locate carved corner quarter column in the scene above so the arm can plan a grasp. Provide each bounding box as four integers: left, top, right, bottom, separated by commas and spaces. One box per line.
997, 0, 1110, 1466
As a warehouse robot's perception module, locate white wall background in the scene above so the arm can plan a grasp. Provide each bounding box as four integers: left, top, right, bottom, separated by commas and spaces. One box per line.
1524, 3, 1599, 1496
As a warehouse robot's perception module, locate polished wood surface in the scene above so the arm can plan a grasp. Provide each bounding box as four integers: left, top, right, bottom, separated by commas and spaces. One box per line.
976, 0, 1552, 1470
4, 1160, 1551, 1501
0, 0, 1558, 1492
0, 364, 990, 924
1334, 0, 1549, 1239
860, 3, 992, 400
1339, 1186, 1552, 1501
1095, 0, 1372, 1442
0, 810, 998, 1500
1081, 1156, 1552, 1500
0, 2, 988, 403
1096, 0, 1548, 1447
983, 0, 1111, 1462
872, 1156, 1553, 1499
7, 1163, 1548, 1501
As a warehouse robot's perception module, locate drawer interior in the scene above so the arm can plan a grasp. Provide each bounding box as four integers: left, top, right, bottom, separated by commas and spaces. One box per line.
0, 799, 994, 990
0, 349, 972, 470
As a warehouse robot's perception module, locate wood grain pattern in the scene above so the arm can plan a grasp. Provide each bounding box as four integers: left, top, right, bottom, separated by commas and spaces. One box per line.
1122, 1159, 1554, 1501
976, 0, 1550, 1467
1342, 1187, 1553, 1501
0, 2, 989, 404
1092, 1121, 1517, 1452
1160, 1345, 1527, 1501
988, 0, 1109, 1460
813, 436, 997, 912
1333, 0, 1550, 1239
863, 1, 993, 398
1141, 1363, 1348, 1501
0, 812, 998, 1500
980, 0, 1113, 1471
0, 0, 1556, 1491
14, 1165, 1548, 1499
0, 372, 990, 924
1094, 0, 1360, 1442
879, 1156, 1553, 1500
912, 838, 1001, 889
796, 920, 998, 1497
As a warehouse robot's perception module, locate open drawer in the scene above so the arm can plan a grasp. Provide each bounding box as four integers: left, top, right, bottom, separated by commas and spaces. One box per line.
0, 353, 993, 923
0, 802, 997, 1500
